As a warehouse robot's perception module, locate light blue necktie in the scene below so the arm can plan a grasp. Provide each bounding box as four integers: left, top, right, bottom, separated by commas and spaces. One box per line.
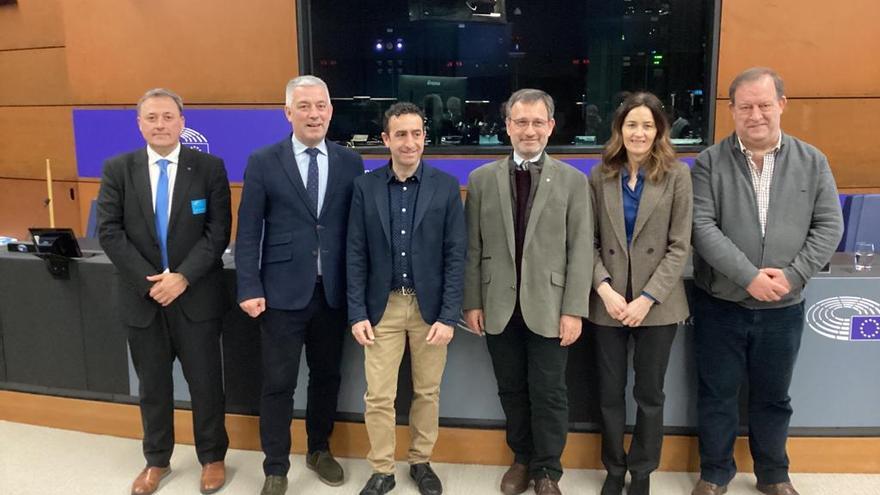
155, 159, 170, 270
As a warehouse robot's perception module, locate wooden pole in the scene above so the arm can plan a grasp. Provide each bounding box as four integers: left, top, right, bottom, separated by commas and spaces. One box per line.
46, 158, 55, 228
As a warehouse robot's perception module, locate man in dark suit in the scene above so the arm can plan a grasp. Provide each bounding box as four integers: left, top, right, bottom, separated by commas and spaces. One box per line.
235, 75, 365, 495
347, 102, 466, 495
97, 88, 231, 495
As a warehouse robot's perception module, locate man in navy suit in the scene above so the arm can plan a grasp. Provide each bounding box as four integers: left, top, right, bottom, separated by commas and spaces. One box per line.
347, 102, 467, 495
235, 75, 365, 495
97, 88, 231, 495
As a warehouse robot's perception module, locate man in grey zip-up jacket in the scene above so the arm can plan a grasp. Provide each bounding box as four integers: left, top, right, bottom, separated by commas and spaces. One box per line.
690, 68, 843, 495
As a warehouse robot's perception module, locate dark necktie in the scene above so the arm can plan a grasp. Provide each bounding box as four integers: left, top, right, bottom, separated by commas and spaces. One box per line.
305, 148, 320, 215
154, 159, 170, 270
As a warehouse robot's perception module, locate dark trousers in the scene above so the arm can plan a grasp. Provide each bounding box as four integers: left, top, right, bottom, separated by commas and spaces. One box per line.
127, 304, 228, 467
694, 289, 805, 486
486, 311, 569, 481
593, 323, 677, 479
259, 283, 347, 476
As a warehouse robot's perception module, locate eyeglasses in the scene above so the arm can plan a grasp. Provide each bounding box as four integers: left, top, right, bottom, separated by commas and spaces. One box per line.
509, 118, 549, 130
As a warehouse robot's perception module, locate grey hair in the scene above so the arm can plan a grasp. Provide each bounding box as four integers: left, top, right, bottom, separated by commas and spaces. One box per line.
503, 88, 555, 120
137, 88, 184, 114
728, 67, 785, 104
285, 75, 330, 106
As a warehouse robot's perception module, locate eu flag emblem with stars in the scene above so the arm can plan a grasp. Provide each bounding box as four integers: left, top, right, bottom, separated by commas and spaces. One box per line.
850, 316, 880, 341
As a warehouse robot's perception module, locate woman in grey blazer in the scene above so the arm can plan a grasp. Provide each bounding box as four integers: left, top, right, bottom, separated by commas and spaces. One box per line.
588, 92, 692, 495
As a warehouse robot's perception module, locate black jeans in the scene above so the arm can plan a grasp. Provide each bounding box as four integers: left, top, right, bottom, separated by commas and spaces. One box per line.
593, 323, 677, 479
127, 304, 228, 467
694, 289, 805, 486
259, 283, 347, 476
486, 312, 570, 481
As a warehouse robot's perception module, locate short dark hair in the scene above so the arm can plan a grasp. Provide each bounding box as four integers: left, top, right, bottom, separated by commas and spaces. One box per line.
383, 102, 425, 133
503, 88, 555, 120
728, 67, 785, 104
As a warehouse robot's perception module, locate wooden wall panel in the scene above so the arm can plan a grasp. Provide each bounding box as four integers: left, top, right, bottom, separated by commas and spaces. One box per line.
713, 98, 880, 190
0, 178, 82, 239
0, 107, 77, 179
76, 180, 100, 236
0, 48, 71, 106
718, 0, 880, 98
63, 0, 299, 105
0, 0, 64, 50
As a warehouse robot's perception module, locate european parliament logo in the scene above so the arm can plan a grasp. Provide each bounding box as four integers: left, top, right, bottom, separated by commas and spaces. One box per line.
806, 296, 880, 341
180, 127, 210, 153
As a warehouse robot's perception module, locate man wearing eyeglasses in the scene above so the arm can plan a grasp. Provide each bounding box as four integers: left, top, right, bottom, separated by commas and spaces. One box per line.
462, 89, 593, 495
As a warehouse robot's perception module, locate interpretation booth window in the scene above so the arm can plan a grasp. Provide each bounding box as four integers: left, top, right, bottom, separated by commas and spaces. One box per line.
302, 0, 715, 151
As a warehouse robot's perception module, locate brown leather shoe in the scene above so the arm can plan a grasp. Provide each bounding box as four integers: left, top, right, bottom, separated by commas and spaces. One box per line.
691, 479, 727, 495
533, 476, 562, 495
200, 461, 226, 494
500, 463, 530, 495
131, 466, 171, 495
757, 481, 800, 495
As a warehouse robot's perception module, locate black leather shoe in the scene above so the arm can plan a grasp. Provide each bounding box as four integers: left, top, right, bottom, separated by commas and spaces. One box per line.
410, 463, 443, 495
600, 473, 625, 495
360, 473, 396, 495
629, 475, 650, 495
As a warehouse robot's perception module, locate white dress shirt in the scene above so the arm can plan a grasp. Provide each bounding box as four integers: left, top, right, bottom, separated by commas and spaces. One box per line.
147, 143, 181, 220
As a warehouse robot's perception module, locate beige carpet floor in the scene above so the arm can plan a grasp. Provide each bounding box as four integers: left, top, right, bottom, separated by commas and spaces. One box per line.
1, 421, 878, 494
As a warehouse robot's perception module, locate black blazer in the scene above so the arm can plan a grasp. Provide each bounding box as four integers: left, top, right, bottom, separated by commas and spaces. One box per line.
346, 162, 467, 327
235, 136, 364, 310
97, 146, 232, 327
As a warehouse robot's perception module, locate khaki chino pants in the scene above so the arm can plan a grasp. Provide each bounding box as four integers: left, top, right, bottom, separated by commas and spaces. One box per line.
364, 292, 448, 473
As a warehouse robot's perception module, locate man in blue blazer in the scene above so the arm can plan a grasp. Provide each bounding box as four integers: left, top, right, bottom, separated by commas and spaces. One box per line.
235, 75, 365, 495
347, 102, 466, 495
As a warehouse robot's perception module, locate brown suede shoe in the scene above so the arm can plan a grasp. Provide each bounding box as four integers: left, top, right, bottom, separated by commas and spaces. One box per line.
131, 466, 171, 495
757, 481, 800, 495
200, 461, 226, 494
691, 479, 727, 495
534, 476, 562, 495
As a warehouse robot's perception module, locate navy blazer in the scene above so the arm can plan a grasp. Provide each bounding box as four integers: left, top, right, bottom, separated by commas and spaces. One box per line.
97, 146, 232, 327
235, 136, 364, 310
347, 162, 467, 327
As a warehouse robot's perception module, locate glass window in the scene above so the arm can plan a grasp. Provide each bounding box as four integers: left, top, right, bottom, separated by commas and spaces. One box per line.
304, 0, 715, 151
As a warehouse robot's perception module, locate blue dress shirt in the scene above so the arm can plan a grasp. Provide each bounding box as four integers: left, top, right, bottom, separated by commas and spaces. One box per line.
622, 167, 645, 246
621, 167, 657, 302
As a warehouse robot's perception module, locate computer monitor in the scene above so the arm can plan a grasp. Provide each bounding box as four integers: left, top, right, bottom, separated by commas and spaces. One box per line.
397, 75, 467, 111
29, 228, 84, 258
397, 75, 467, 144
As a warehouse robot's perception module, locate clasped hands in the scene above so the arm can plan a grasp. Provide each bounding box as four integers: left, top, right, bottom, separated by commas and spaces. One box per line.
146, 272, 189, 306
746, 267, 791, 302
597, 281, 653, 327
